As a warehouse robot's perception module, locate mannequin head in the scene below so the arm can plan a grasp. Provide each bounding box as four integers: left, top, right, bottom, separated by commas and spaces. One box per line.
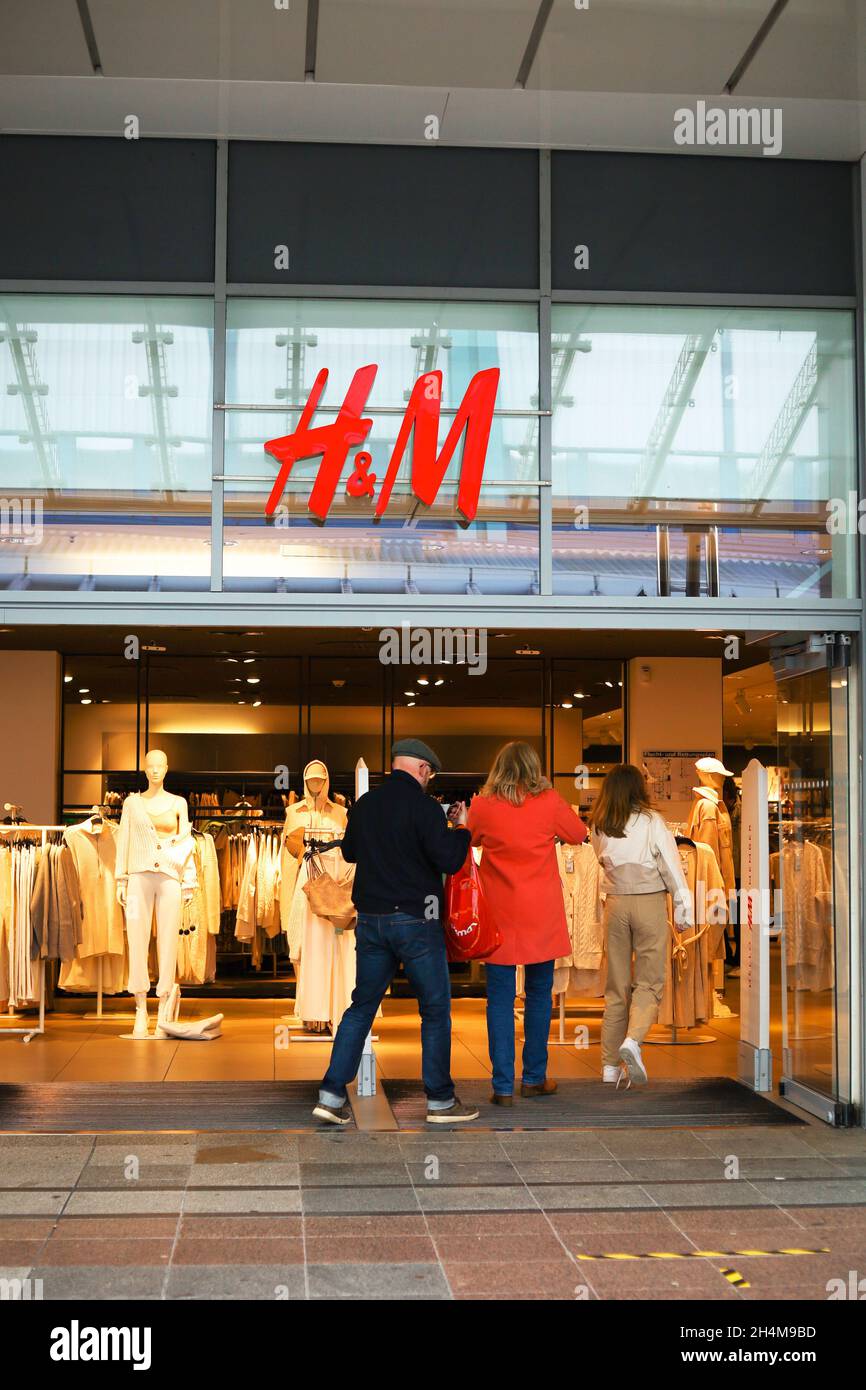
303, 760, 329, 809
143, 749, 168, 788
694, 756, 733, 795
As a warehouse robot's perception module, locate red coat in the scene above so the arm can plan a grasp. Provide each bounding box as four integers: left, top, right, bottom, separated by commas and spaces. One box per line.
467, 789, 588, 966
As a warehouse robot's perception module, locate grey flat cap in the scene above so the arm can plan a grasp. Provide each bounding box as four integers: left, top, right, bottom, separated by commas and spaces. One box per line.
392, 738, 442, 773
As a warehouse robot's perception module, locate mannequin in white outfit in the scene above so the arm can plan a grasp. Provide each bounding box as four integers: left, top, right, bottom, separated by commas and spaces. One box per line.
116, 749, 196, 1038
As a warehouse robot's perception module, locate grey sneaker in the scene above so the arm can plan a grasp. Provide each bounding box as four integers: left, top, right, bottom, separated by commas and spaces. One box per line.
313, 1100, 352, 1126
426, 1098, 480, 1124
618, 1038, 648, 1086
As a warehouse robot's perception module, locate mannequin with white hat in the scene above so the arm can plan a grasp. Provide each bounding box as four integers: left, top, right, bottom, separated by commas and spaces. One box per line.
685, 756, 736, 897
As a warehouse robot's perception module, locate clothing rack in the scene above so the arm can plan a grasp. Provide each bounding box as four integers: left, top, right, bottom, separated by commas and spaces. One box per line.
0, 823, 69, 1042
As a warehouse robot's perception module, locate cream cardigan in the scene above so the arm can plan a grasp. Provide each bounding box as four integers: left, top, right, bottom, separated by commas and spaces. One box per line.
115, 793, 197, 890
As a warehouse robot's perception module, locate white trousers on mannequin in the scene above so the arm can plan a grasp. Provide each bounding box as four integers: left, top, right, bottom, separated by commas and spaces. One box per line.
125, 871, 181, 997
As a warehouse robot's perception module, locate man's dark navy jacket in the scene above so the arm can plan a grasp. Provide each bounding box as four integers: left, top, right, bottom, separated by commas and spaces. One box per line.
340, 770, 471, 919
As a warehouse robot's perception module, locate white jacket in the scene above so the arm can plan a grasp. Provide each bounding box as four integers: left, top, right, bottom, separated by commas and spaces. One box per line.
592, 811, 694, 928
115, 793, 197, 890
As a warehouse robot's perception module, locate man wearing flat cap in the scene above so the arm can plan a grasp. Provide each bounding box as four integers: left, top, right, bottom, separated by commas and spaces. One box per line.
313, 738, 479, 1126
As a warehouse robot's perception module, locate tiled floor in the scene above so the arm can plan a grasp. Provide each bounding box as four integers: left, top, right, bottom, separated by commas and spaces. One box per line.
1, 1123, 865, 1300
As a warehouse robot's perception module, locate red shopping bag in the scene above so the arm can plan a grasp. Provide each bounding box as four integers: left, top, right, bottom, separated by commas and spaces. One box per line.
443, 853, 502, 962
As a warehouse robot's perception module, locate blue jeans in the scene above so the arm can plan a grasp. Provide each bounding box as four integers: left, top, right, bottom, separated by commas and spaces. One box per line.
320, 912, 455, 1107
485, 960, 555, 1095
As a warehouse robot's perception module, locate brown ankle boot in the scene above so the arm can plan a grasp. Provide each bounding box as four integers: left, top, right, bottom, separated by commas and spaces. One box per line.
520, 1078, 557, 1098
490, 1093, 514, 1106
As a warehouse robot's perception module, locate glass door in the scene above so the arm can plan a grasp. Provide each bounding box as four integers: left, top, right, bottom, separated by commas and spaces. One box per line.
773, 635, 855, 1124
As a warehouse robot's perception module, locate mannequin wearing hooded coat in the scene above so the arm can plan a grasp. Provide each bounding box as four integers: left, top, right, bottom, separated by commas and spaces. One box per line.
283, 761, 356, 1029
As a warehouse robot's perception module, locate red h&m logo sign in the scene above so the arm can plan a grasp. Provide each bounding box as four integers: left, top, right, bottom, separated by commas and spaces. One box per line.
264, 365, 499, 524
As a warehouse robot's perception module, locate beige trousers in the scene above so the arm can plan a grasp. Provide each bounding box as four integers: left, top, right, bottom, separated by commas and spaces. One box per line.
601, 892, 669, 1065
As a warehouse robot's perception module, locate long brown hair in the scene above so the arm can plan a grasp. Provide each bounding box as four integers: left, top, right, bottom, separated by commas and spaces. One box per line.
591, 763, 653, 837
481, 741, 550, 807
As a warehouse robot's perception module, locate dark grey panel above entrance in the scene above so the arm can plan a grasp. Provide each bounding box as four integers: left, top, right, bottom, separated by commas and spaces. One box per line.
551, 152, 856, 296
227, 143, 539, 288
0, 136, 217, 282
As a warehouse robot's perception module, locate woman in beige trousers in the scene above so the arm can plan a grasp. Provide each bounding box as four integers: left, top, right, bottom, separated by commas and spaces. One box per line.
591, 765, 694, 1087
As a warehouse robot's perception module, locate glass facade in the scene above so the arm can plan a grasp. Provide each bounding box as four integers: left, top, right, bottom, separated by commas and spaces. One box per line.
0, 297, 857, 599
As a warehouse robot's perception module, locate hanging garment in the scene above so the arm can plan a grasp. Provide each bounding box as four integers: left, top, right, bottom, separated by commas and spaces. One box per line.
235, 835, 259, 942
178, 833, 221, 985
63, 820, 125, 958
2, 842, 40, 1007
555, 840, 605, 995
686, 789, 736, 897
289, 849, 356, 1029
29, 843, 83, 963
770, 840, 833, 991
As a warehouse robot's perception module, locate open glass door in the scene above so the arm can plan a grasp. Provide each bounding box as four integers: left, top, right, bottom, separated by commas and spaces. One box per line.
772, 634, 855, 1125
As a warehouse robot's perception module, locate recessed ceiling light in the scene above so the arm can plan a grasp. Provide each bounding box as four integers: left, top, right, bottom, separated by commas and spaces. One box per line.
573, 692, 585, 698
243, 658, 255, 664
405, 690, 416, 697
252, 700, 262, 707
407, 701, 416, 707
246, 677, 260, 684
561, 701, 573, 709
417, 677, 429, 686
80, 698, 92, 705
64, 675, 73, 683
78, 688, 90, 694
434, 679, 445, 686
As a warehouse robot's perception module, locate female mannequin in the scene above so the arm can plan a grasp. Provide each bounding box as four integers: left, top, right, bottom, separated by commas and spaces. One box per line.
115, 749, 196, 1038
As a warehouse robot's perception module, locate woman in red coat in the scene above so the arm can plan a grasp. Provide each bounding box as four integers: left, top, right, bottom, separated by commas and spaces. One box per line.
468, 742, 588, 1104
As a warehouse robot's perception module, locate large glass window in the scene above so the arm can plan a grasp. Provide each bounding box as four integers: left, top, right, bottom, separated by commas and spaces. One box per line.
0, 295, 213, 592
222, 298, 540, 595
551, 305, 857, 599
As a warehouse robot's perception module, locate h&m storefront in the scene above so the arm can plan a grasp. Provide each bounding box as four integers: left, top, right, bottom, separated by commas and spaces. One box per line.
0, 136, 863, 1126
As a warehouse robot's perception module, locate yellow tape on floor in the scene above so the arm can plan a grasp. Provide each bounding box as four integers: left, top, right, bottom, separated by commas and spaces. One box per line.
575, 1247, 830, 1261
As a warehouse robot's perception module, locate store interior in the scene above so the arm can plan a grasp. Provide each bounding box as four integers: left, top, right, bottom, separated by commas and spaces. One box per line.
0, 625, 842, 1107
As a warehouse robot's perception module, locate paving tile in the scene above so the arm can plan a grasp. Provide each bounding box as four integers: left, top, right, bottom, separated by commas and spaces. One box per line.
0, 1240, 47, 1264
597, 1131, 716, 1159
579, 1258, 738, 1297
638, 1182, 770, 1209
797, 1130, 866, 1157
593, 1286, 742, 1301
728, 1253, 843, 1288
749, 1179, 866, 1207
63, 1190, 184, 1216
442, 1260, 582, 1298
0, 1193, 68, 1216
0, 1219, 56, 1239
173, 1237, 304, 1265
497, 1136, 612, 1162
559, 1233, 694, 1258
548, 1210, 682, 1236
307, 1262, 450, 1300
424, 1212, 552, 1235
416, 1186, 536, 1212
304, 1236, 436, 1264
298, 1136, 403, 1164
399, 1141, 509, 1164
187, 1162, 299, 1188
735, 1283, 835, 1301
95, 1133, 196, 1149
667, 1206, 802, 1235
30, 1266, 166, 1300
432, 1231, 566, 1262
76, 1164, 193, 1190
182, 1189, 302, 1214
166, 1264, 306, 1300
407, 1161, 521, 1187
614, 1159, 733, 1183
301, 1188, 420, 1215
303, 1214, 428, 1238
39, 1239, 173, 1266
828, 1159, 866, 1177
88, 1143, 195, 1166
783, 1205, 866, 1228
51, 1216, 179, 1239
193, 1142, 290, 1165
180, 1215, 303, 1238
0, 1136, 92, 1151
0, 1164, 87, 1189
507, 1160, 628, 1184
300, 1162, 410, 1187
529, 1184, 652, 1211
696, 1130, 817, 1159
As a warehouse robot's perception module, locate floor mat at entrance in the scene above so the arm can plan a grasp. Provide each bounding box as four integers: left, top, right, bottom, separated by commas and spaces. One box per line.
383, 1078, 805, 1129
0, 1082, 353, 1132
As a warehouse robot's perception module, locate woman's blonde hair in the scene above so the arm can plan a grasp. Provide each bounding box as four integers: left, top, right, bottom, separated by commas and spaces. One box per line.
480, 741, 550, 807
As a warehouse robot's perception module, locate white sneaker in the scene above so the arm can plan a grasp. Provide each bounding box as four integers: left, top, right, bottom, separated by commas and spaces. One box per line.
602, 1065, 621, 1083
618, 1037, 648, 1086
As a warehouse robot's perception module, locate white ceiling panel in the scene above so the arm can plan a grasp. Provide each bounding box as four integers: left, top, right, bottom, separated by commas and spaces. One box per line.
87, 0, 308, 81
531, 0, 769, 95
737, 0, 866, 100
316, 0, 541, 89
0, 0, 93, 76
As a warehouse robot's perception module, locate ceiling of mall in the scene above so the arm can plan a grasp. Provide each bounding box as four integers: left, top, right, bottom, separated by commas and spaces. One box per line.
1, 1, 863, 156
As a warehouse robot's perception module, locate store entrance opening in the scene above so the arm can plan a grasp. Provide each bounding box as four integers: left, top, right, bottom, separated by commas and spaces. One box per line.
0, 624, 854, 1127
